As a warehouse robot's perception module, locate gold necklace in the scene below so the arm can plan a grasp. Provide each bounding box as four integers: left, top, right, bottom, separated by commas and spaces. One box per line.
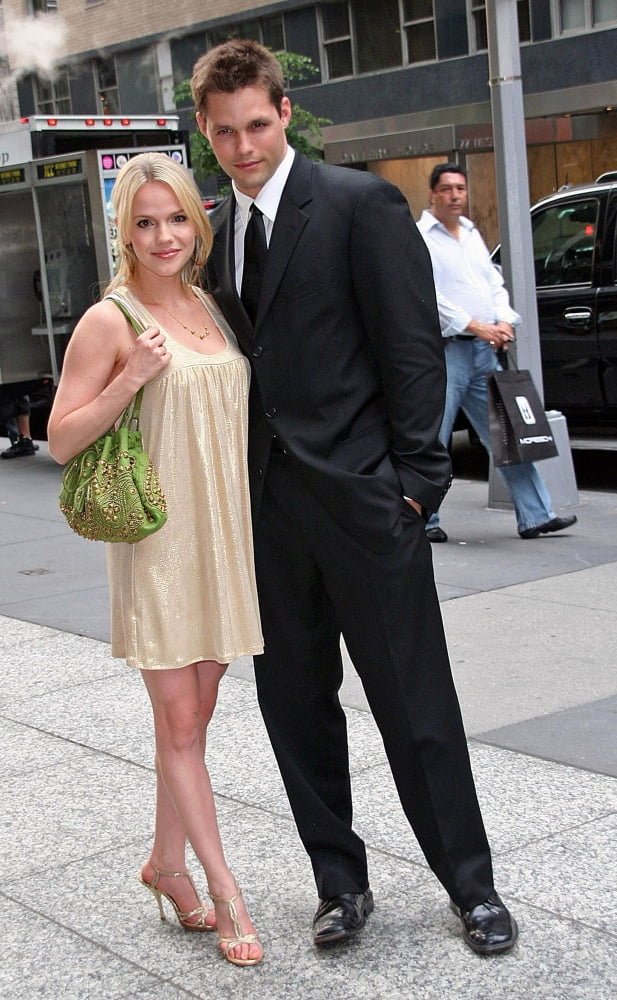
154, 300, 211, 340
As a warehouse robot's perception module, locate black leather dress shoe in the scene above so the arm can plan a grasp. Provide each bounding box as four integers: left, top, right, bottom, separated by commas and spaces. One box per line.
451, 892, 518, 955
312, 890, 374, 946
426, 526, 448, 543
519, 514, 577, 539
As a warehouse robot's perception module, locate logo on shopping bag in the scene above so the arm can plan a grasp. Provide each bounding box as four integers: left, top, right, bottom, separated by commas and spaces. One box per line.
519, 435, 554, 444
515, 396, 536, 425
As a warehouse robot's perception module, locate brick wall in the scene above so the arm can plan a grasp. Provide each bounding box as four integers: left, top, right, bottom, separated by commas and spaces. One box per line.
4, 1, 280, 60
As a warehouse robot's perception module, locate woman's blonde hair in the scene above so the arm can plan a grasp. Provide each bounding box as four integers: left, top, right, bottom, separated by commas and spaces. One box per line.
105, 152, 213, 294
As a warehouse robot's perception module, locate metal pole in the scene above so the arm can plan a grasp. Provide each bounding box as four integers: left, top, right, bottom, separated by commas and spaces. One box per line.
485, 0, 578, 510
486, 0, 543, 394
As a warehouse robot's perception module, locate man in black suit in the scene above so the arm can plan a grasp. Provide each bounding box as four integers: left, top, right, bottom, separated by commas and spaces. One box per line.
192, 40, 517, 955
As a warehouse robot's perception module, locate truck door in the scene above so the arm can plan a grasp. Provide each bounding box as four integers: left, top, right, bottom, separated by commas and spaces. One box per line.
532, 194, 603, 416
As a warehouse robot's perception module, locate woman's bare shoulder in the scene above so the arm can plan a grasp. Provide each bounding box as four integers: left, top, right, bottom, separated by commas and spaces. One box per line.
72, 296, 132, 338
84, 295, 128, 322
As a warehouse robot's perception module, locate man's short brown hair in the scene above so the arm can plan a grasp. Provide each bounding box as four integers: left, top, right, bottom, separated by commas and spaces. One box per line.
191, 39, 285, 117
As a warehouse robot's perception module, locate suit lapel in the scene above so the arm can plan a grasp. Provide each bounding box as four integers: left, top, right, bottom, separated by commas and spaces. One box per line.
208, 196, 254, 350
255, 155, 313, 327
209, 200, 234, 289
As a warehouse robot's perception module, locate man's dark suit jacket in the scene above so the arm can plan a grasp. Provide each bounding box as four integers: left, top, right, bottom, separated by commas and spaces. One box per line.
205, 152, 451, 552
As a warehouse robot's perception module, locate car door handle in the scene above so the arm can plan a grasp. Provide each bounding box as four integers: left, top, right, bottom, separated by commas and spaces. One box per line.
563, 307, 592, 325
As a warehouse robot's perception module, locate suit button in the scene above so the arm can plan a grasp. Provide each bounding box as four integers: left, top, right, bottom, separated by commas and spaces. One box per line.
252, 345, 263, 357
265, 407, 277, 418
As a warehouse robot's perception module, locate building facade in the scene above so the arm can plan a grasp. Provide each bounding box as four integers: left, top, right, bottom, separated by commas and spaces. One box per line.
2, 0, 617, 244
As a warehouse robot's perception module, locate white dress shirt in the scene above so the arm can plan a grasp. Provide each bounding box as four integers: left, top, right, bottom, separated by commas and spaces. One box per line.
232, 145, 296, 296
417, 209, 520, 337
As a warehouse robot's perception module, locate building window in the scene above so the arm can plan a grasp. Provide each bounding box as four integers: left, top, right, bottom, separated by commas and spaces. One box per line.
96, 57, 119, 114
355, 0, 402, 72
559, 0, 617, 31
470, 1, 531, 51
208, 15, 285, 51
35, 67, 71, 114
403, 0, 436, 63
262, 15, 285, 50
321, 3, 354, 79
30, 1, 58, 11
320, 1, 435, 80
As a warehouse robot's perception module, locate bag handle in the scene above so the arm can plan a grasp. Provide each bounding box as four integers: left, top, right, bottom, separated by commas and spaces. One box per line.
496, 347, 516, 372
107, 291, 144, 337
106, 293, 146, 428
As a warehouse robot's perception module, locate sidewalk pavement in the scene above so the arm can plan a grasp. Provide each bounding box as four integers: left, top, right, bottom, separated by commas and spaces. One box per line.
1, 439, 616, 1000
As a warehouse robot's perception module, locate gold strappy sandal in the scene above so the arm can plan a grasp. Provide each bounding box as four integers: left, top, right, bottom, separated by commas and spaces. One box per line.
208, 880, 263, 967
139, 867, 216, 931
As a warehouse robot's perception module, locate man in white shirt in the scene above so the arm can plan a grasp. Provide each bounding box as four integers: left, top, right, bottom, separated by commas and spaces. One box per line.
417, 163, 577, 541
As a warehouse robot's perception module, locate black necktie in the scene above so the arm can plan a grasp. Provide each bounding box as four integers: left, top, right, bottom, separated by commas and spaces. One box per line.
241, 204, 267, 324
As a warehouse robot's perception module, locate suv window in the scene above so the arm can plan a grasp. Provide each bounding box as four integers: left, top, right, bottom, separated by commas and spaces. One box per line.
532, 197, 598, 287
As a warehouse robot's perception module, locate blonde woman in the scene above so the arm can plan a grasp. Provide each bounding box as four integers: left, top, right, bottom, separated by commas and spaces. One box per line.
48, 153, 263, 967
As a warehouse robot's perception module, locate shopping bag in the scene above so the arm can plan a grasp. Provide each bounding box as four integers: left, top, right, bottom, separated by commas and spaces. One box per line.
486, 367, 559, 467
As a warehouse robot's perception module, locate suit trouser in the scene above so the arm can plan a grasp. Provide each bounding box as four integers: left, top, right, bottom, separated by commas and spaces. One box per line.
252, 450, 495, 909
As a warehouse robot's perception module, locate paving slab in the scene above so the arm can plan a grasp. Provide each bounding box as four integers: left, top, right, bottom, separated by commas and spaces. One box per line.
0, 897, 160, 1000
479, 694, 617, 777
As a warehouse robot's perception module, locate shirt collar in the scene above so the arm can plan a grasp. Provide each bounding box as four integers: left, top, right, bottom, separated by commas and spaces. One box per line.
233, 145, 296, 227
420, 209, 474, 236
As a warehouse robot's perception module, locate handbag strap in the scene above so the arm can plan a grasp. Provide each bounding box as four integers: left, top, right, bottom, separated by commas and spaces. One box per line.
106, 292, 146, 428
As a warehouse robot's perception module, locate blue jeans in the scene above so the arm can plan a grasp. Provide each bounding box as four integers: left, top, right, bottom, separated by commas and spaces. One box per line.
427, 338, 555, 534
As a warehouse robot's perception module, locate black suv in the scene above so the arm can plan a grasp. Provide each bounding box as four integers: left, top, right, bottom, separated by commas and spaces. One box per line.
494, 173, 617, 430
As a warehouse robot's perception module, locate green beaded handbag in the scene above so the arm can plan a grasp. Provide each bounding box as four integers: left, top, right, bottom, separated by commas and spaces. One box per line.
58, 297, 168, 543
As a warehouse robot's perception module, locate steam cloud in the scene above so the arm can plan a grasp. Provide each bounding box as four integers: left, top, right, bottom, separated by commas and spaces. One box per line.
1, 13, 67, 120
3, 13, 67, 77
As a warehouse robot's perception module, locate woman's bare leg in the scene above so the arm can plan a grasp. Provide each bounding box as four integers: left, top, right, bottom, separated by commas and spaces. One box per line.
141, 661, 262, 963
141, 664, 221, 924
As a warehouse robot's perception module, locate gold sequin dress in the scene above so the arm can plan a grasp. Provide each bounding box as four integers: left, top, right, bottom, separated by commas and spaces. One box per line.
106, 287, 263, 670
